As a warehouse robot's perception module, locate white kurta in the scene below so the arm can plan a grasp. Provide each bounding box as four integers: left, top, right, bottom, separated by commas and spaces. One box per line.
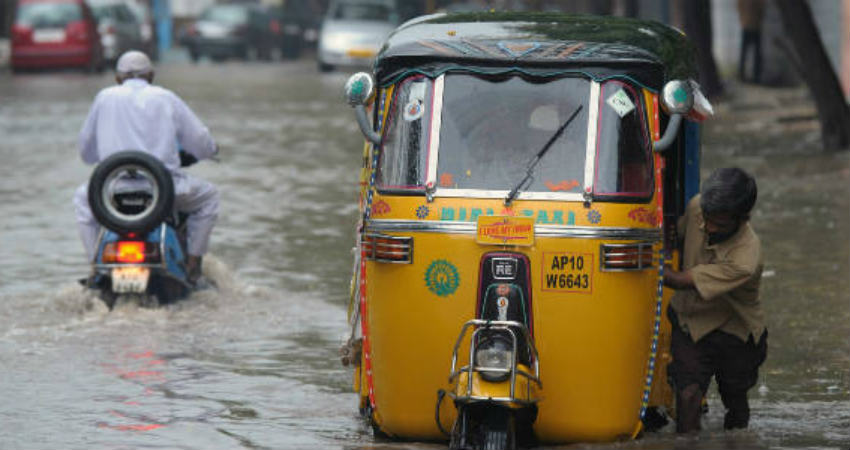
75, 78, 219, 259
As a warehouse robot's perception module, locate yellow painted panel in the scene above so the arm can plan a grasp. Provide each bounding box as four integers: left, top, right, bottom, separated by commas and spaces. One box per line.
364, 200, 663, 441
368, 195, 660, 229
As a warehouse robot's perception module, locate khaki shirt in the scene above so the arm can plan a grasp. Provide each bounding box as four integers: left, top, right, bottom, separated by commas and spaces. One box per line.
670, 195, 765, 343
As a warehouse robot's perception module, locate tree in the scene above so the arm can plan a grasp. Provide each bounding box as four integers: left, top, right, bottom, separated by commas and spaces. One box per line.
680, 0, 724, 98
775, 0, 850, 151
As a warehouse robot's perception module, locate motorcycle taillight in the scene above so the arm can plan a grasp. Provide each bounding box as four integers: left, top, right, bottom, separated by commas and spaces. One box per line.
102, 241, 160, 263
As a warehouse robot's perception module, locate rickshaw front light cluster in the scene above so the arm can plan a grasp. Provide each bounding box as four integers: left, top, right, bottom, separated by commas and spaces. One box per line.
475, 338, 513, 382
600, 242, 654, 271
362, 233, 413, 264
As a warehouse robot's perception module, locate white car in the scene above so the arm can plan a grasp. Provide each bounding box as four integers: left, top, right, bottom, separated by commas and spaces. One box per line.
317, 0, 397, 72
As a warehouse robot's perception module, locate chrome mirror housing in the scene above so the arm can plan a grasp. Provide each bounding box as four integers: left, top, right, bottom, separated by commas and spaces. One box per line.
344, 73, 381, 145
654, 80, 694, 152
344, 72, 375, 107
660, 80, 694, 115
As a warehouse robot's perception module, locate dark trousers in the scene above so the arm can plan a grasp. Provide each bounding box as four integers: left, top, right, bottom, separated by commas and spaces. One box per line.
739, 29, 763, 83
667, 307, 767, 432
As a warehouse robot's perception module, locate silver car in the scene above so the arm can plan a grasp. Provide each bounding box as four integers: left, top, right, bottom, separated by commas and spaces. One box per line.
88, 0, 143, 63
317, 0, 397, 72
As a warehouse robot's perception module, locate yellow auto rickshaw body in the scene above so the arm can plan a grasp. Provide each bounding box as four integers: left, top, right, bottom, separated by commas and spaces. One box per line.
344, 12, 702, 445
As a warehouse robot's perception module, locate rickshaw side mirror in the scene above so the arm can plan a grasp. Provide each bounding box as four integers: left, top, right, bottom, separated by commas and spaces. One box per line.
344, 72, 381, 146
654, 80, 693, 153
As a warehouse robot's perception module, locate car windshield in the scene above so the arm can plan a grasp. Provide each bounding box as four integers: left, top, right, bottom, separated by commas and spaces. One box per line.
436, 74, 590, 193
16, 2, 82, 27
90, 5, 111, 20
126, 3, 146, 21
202, 6, 249, 25
332, 3, 392, 21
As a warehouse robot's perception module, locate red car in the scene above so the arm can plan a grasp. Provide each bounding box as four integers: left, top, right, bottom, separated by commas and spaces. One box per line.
10, 0, 104, 72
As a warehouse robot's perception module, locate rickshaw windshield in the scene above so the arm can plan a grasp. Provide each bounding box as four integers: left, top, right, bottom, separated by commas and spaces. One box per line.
437, 74, 590, 194
377, 73, 651, 200
594, 80, 653, 198
378, 76, 434, 190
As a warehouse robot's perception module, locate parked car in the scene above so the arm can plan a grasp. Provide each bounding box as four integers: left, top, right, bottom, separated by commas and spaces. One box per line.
267, 0, 320, 60
126, 0, 157, 60
10, 0, 104, 72
317, 0, 397, 72
181, 3, 275, 62
88, 0, 144, 63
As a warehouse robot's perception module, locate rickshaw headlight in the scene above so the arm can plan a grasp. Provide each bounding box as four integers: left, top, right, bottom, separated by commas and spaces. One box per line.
475, 339, 513, 382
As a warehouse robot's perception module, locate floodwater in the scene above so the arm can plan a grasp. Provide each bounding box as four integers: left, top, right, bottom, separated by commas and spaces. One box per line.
0, 60, 847, 450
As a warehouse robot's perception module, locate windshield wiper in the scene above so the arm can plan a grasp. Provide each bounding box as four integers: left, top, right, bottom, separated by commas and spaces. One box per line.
505, 105, 583, 206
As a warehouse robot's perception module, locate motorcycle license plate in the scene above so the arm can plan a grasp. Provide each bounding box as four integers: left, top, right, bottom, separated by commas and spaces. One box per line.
112, 267, 150, 293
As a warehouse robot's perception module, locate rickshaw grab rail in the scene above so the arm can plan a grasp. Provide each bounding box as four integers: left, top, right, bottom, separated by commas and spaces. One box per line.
449, 320, 542, 403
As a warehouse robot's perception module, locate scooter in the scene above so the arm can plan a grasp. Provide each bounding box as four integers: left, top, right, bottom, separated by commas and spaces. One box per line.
83, 150, 195, 308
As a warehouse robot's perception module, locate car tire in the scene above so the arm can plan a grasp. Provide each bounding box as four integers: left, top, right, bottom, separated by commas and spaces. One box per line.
238, 45, 250, 60
84, 53, 104, 74
259, 44, 272, 61
318, 61, 334, 72
282, 38, 302, 60
88, 151, 174, 235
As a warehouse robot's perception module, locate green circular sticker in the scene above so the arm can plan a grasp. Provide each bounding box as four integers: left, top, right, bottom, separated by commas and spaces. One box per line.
673, 87, 688, 104
425, 260, 460, 297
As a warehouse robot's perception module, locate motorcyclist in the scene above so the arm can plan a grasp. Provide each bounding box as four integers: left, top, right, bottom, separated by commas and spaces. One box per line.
73, 50, 218, 284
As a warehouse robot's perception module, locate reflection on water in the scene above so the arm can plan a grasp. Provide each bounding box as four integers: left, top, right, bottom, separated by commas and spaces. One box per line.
0, 63, 846, 449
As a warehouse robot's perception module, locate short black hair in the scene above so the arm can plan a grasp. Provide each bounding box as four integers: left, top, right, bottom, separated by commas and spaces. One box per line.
700, 167, 757, 219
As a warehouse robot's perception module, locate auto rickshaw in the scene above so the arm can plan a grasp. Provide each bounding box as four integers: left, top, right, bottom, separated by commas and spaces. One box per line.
340, 12, 711, 448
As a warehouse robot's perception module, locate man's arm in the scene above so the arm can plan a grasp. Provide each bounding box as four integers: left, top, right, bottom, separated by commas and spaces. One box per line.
664, 267, 695, 289
690, 247, 761, 301
78, 96, 101, 164
666, 241, 761, 300
172, 93, 217, 160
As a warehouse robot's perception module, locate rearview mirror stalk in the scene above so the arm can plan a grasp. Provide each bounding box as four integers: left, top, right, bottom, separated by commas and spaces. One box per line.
653, 113, 683, 153
355, 104, 382, 146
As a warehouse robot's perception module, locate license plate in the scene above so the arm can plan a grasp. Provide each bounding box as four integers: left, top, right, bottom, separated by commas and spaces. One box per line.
33, 29, 66, 43
541, 252, 593, 293
112, 267, 150, 293
346, 48, 375, 58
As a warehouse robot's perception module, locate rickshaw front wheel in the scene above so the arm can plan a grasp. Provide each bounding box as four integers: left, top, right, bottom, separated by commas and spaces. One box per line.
450, 404, 517, 450
481, 408, 516, 450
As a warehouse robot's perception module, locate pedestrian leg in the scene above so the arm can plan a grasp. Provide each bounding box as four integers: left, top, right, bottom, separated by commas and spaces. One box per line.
716, 330, 767, 430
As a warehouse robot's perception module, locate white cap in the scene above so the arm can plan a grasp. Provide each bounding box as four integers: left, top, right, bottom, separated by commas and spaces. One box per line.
116, 50, 153, 76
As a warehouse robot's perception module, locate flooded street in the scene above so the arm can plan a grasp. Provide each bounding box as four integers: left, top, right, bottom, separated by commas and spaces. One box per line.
0, 60, 847, 449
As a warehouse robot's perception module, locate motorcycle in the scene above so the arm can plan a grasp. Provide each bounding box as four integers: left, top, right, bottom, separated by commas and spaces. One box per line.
83, 150, 197, 308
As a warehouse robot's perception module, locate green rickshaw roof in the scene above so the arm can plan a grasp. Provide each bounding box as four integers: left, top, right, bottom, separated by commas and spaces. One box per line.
374, 12, 697, 90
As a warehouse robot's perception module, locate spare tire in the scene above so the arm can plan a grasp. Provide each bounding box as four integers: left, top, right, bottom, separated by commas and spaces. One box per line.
88, 151, 174, 235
